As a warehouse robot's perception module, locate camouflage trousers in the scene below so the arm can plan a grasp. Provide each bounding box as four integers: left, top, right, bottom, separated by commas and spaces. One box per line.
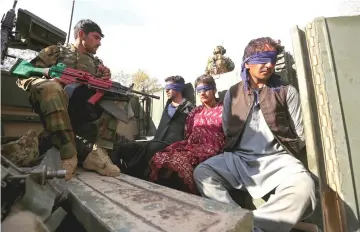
29, 80, 119, 159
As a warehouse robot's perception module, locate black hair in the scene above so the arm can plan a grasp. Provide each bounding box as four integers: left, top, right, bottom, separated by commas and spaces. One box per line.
74, 19, 104, 39
195, 74, 216, 89
164, 75, 185, 84
242, 37, 283, 61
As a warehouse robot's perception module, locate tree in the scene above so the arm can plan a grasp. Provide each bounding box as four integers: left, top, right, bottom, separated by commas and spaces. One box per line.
112, 70, 132, 87
131, 69, 162, 94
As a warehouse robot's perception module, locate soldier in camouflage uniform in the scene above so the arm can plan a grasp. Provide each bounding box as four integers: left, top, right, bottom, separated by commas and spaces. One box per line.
205, 45, 235, 75
15, 19, 120, 180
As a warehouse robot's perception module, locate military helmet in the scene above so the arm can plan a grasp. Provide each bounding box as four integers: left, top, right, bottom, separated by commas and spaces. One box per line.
213, 45, 226, 55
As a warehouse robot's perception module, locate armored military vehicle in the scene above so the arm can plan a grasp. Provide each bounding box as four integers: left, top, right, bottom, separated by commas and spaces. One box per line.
2, 1, 359, 231
0, 3, 254, 232
1, 3, 67, 138
1, 2, 70, 231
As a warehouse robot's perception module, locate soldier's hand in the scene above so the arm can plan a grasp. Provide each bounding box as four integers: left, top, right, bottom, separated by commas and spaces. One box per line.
42, 68, 50, 78
98, 65, 111, 80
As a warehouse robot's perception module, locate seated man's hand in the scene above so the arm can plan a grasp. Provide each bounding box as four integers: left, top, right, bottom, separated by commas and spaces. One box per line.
98, 65, 111, 80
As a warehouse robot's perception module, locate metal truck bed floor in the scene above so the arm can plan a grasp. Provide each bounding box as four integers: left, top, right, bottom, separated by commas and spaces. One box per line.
66, 169, 253, 232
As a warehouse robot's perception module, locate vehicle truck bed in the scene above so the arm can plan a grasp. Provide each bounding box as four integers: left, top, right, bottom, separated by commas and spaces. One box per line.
65, 169, 253, 232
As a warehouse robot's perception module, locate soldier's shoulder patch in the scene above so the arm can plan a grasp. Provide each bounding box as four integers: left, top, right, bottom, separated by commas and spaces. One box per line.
43, 45, 60, 55
36, 45, 61, 66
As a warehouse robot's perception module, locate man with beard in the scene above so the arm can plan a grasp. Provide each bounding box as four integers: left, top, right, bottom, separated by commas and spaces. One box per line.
7, 19, 121, 180
111, 75, 194, 179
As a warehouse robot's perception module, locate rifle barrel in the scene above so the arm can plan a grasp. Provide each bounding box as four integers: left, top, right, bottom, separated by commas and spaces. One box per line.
13, 0, 18, 9
129, 88, 160, 99
112, 82, 160, 99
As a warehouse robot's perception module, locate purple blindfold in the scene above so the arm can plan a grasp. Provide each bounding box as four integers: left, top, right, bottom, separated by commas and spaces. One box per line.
196, 85, 216, 93
165, 83, 185, 92
240, 51, 280, 90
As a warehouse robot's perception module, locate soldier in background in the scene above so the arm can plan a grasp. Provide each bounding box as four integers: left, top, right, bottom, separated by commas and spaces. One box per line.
205, 45, 235, 75
3, 19, 122, 180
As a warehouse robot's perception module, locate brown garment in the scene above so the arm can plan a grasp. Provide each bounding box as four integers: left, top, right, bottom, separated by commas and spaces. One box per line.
2, 211, 50, 232
224, 80, 304, 156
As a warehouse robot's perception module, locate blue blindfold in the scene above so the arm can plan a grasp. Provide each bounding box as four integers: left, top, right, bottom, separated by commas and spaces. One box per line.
165, 83, 185, 92
240, 51, 279, 90
196, 85, 216, 93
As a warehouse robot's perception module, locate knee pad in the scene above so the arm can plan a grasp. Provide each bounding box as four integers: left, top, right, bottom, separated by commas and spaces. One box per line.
30, 81, 68, 114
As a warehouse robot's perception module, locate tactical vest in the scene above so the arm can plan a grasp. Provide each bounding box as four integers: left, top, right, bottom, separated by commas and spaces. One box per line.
57, 43, 102, 76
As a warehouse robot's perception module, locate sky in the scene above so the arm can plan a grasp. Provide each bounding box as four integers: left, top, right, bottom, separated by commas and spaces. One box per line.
1, 0, 360, 84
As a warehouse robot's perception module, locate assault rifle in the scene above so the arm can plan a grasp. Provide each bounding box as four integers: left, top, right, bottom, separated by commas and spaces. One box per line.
9, 58, 160, 123
10, 58, 160, 104
1, 0, 18, 63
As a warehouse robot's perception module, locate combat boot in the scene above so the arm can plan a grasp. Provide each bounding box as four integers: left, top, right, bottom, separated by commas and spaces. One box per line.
82, 145, 120, 176
61, 155, 78, 180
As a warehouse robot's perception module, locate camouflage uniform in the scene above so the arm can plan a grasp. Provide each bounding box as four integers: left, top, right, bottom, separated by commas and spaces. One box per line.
1, 129, 39, 167
205, 45, 235, 75
16, 43, 120, 179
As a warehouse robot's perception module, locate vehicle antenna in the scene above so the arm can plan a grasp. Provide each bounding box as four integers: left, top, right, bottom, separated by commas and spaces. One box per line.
66, 0, 75, 44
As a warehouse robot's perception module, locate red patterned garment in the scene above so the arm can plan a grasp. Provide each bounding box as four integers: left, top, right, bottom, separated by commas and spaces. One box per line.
149, 102, 225, 193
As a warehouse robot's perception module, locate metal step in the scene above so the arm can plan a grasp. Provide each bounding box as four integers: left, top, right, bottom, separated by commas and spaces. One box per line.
66, 169, 253, 232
